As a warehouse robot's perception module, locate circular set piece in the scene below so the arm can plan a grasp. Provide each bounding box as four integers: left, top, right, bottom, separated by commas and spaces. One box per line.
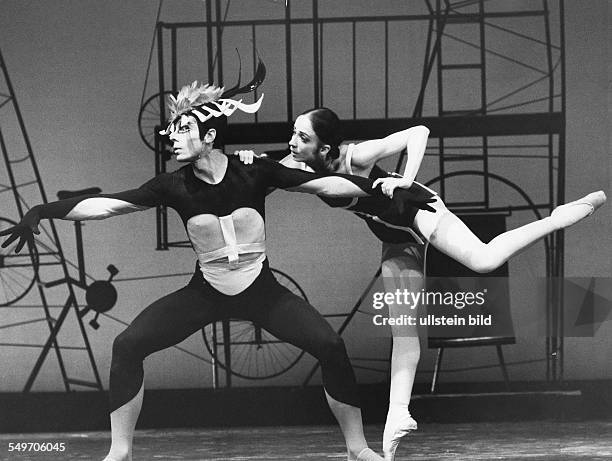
202, 268, 309, 380
0, 216, 39, 306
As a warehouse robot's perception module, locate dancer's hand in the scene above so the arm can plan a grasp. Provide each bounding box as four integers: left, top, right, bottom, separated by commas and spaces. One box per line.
0, 208, 41, 253
381, 188, 437, 224
372, 176, 413, 198
232, 149, 266, 165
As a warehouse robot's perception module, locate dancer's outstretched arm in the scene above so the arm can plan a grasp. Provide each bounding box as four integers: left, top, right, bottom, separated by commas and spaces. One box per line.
0, 175, 169, 252
258, 156, 435, 212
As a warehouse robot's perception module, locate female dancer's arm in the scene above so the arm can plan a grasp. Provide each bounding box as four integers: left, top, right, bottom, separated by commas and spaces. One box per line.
352, 125, 429, 197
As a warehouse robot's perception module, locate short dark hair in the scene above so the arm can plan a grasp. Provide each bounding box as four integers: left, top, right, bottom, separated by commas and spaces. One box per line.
195, 110, 227, 149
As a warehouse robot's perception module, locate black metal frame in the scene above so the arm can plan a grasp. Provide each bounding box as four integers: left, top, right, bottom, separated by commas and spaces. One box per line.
147, 0, 566, 385
0, 48, 103, 392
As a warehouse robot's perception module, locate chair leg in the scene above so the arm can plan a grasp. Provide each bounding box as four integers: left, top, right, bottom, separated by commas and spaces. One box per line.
431, 347, 444, 394
496, 345, 511, 391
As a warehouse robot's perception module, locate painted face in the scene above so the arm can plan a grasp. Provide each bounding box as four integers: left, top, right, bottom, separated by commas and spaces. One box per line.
289, 115, 326, 167
168, 114, 205, 162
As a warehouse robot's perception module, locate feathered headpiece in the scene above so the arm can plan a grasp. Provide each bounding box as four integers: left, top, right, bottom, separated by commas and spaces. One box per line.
159, 59, 266, 135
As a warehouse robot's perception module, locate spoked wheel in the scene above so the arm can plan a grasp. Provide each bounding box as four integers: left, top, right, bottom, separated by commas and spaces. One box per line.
138, 91, 173, 151
0, 217, 39, 306
202, 268, 309, 380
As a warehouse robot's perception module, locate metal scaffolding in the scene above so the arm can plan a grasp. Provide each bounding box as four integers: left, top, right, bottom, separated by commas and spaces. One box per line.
0, 48, 104, 392
139, 0, 566, 385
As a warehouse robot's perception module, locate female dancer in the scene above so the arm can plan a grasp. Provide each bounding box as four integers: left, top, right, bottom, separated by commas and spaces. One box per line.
0, 80, 438, 460
235, 107, 606, 461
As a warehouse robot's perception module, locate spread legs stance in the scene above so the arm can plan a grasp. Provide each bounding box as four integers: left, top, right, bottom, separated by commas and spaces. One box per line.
103, 266, 382, 461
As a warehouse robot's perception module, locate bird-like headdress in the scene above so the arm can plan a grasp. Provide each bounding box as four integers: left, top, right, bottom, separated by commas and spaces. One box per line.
160, 59, 266, 135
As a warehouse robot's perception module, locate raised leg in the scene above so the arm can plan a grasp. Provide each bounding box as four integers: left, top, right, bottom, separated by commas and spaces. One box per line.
414, 191, 606, 273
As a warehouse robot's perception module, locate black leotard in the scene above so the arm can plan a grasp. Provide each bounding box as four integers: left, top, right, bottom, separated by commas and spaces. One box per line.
344, 164, 435, 244
320, 163, 436, 245
279, 147, 437, 245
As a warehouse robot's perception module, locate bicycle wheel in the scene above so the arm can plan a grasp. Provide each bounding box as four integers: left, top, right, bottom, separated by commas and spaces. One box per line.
0, 216, 39, 306
202, 268, 309, 380
138, 91, 173, 151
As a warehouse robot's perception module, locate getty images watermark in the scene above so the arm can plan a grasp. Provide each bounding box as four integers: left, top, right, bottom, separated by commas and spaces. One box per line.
367, 276, 612, 338
372, 287, 489, 327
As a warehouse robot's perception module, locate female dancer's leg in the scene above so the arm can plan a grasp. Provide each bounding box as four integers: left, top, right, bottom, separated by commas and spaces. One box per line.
244, 272, 383, 461
413, 191, 606, 273
380, 244, 422, 461
104, 283, 221, 461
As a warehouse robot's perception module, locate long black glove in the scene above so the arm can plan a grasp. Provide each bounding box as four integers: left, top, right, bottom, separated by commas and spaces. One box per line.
321, 184, 436, 223
392, 186, 437, 214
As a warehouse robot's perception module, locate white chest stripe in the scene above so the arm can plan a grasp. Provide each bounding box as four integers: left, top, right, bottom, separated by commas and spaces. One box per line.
218, 215, 239, 263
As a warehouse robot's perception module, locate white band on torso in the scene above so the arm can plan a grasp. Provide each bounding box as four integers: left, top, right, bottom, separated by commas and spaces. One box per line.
198, 242, 266, 265
187, 208, 267, 295
198, 253, 266, 296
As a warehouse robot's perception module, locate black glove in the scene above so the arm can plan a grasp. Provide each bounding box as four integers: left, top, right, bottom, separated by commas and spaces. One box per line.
0, 207, 41, 253
371, 187, 437, 228
391, 186, 437, 214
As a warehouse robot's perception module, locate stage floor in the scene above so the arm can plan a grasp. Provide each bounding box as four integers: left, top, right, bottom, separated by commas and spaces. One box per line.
2, 421, 611, 460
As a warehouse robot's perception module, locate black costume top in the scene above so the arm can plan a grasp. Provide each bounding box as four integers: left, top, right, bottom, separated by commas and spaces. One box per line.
345, 163, 435, 244
313, 143, 437, 245
30, 155, 433, 294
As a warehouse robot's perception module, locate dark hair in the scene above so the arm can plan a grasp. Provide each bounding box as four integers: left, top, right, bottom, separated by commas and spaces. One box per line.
195, 111, 227, 149
300, 107, 343, 160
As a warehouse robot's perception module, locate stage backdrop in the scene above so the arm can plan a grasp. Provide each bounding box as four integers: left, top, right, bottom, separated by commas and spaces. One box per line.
0, 0, 609, 392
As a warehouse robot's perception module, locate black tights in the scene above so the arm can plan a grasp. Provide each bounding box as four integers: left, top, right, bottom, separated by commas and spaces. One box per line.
109, 263, 360, 411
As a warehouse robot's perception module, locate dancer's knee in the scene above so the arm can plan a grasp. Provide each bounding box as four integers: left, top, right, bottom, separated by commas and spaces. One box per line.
112, 330, 145, 363
317, 334, 349, 365
465, 251, 501, 274
109, 331, 147, 412
317, 335, 360, 406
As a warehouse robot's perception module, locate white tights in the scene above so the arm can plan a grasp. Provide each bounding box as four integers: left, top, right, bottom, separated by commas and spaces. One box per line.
380, 244, 423, 460
414, 191, 605, 273
379, 189, 604, 460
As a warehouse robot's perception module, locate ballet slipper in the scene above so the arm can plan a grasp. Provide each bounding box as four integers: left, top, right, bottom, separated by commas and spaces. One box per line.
382, 409, 417, 461
355, 447, 384, 461
549, 190, 606, 230
102, 454, 127, 461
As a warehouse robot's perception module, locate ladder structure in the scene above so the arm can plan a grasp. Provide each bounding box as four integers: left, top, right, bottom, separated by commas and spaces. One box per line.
0, 48, 103, 392
425, 0, 565, 381
435, 0, 490, 202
